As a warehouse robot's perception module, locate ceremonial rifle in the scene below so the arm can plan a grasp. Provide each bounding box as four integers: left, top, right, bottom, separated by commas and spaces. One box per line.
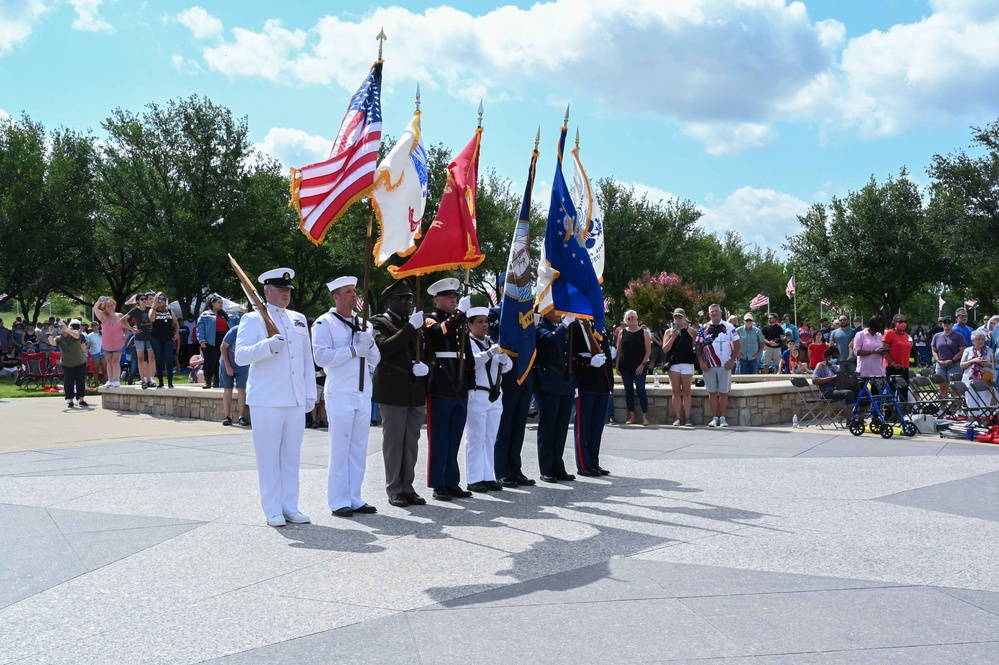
228, 254, 279, 337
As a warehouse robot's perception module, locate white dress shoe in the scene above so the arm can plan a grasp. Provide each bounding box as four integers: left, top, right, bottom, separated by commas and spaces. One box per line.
283, 511, 311, 524
266, 514, 287, 527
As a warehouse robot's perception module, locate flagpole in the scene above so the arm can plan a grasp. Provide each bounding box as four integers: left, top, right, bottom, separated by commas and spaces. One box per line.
414, 83, 423, 366
358, 29, 388, 391
457, 100, 484, 380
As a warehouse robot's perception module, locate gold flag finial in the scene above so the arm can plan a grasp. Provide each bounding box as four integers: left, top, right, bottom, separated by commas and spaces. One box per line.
534, 127, 540, 151
415, 82, 421, 111
563, 103, 570, 126
376, 27, 387, 59
477, 99, 484, 128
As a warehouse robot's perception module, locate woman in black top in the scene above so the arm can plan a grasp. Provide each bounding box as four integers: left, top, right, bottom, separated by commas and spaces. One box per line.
149, 292, 180, 388
615, 310, 651, 425
127, 292, 156, 389
661, 307, 698, 427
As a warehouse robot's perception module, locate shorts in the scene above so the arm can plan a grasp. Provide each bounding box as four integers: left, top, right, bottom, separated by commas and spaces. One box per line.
90, 352, 105, 362
219, 368, 248, 389
935, 362, 962, 380
134, 339, 152, 352
669, 363, 695, 376
316, 384, 325, 402
702, 366, 733, 393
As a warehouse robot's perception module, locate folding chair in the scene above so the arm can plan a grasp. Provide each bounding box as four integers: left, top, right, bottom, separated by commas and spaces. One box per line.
19, 352, 55, 390
965, 380, 999, 427
49, 351, 63, 387
790, 376, 839, 429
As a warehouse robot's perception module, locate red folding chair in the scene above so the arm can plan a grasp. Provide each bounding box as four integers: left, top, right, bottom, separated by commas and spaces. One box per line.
19, 352, 55, 390
49, 351, 63, 386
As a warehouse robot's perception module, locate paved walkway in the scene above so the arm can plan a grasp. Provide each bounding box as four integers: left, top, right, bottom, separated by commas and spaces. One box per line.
2, 398, 999, 664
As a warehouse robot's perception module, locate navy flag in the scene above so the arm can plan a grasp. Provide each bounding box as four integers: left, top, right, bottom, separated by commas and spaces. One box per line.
536, 125, 605, 334
498, 145, 539, 384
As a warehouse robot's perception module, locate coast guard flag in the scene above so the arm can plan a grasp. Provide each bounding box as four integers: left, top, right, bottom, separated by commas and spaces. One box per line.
389, 127, 485, 278
498, 146, 539, 384
570, 144, 604, 282
536, 126, 604, 333
291, 61, 383, 245
371, 111, 428, 265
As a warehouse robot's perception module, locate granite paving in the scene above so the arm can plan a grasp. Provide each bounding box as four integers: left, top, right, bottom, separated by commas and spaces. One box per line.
2, 398, 999, 663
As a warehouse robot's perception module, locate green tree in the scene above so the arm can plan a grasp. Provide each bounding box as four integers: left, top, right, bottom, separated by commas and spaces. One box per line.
785, 169, 949, 316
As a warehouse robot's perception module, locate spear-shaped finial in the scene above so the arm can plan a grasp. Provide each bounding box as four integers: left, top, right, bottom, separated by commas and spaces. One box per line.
415, 82, 421, 112
575, 128, 580, 149
376, 27, 387, 60
564, 103, 570, 126
534, 126, 541, 152
477, 99, 484, 128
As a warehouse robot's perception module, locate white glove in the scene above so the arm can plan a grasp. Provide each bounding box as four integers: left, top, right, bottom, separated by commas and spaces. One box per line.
412, 361, 429, 377
358, 331, 374, 349
487, 343, 501, 358
305, 399, 316, 413
498, 353, 513, 370
534, 313, 540, 326
267, 335, 285, 353
458, 296, 471, 312
354, 344, 369, 359
560, 315, 575, 328
610, 347, 618, 360
408, 310, 424, 328
590, 353, 607, 368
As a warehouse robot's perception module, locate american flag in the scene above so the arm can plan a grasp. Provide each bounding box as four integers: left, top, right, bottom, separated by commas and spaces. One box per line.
292, 61, 383, 245
820, 298, 831, 307
965, 299, 978, 308
785, 275, 795, 298
749, 293, 769, 309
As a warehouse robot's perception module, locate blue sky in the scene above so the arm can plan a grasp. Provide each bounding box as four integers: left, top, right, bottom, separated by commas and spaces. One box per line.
3, 0, 998, 253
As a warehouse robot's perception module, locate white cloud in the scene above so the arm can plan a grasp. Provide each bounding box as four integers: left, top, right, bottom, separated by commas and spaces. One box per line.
0, 0, 49, 55
629, 182, 680, 206
0, 108, 10, 122
176, 6, 222, 40
171, 53, 202, 75
203, 19, 307, 82
68, 0, 113, 33
257, 127, 332, 170
698, 186, 811, 253
682, 122, 776, 156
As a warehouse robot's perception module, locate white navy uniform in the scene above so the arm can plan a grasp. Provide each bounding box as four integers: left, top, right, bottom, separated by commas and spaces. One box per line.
312, 309, 381, 511
464, 332, 512, 484
234, 302, 316, 520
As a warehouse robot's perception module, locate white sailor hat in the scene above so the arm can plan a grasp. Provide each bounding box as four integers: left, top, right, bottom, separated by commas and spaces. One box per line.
428, 278, 461, 297
258, 268, 295, 289
326, 276, 358, 292
466, 307, 489, 319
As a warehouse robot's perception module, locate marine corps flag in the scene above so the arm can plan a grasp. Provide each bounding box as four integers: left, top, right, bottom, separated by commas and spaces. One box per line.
535, 121, 605, 334
389, 127, 485, 278
371, 110, 428, 265
498, 140, 539, 384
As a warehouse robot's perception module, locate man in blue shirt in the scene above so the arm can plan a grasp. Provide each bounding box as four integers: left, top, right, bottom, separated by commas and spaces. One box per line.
828, 315, 857, 374
219, 322, 249, 426
953, 308, 974, 347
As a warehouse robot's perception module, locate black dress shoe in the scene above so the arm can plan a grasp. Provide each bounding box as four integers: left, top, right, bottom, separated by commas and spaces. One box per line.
405, 492, 427, 505
353, 503, 377, 514
448, 485, 473, 498
388, 494, 409, 507
467, 481, 490, 493
540, 474, 560, 483
499, 478, 520, 488
577, 467, 600, 477
515, 474, 536, 486
595, 466, 611, 476
485, 480, 504, 491
332, 506, 353, 517
556, 473, 576, 481
432, 488, 453, 501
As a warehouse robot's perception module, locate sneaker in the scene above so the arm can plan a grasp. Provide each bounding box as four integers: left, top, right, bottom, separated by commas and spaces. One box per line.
222, 416, 233, 426
708, 417, 719, 427
672, 419, 682, 426
237, 417, 250, 427
719, 417, 729, 428
266, 514, 286, 527
141, 381, 149, 390
77, 400, 89, 408
66, 400, 74, 408
102, 381, 113, 388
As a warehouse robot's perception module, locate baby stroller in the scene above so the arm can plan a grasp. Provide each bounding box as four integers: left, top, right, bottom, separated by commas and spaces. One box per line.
847, 376, 917, 439
120, 347, 135, 385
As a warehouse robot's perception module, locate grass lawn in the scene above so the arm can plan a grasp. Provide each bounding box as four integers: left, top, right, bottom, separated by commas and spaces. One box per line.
0, 375, 66, 399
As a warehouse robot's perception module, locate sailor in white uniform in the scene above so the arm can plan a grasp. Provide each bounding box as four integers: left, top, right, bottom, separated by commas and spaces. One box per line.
464, 307, 513, 492
312, 276, 381, 517
234, 268, 315, 527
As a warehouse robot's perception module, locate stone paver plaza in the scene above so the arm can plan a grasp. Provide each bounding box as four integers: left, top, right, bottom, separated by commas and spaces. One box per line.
3, 397, 999, 663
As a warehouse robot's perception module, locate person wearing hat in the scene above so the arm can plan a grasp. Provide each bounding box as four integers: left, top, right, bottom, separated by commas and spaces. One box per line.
312, 276, 381, 517
695, 304, 740, 427
662, 308, 697, 426
234, 268, 315, 527
464, 306, 513, 492
47, 319, 91, 408
570, 321, 613, 476
424, 277, 475, 500
736, 313, 765, 376
535, 308, 577, 482
370, 278, 431, 507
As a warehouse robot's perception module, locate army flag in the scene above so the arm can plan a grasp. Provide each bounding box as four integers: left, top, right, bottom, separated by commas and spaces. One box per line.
371, 111, 429, 265
389, 127, 485, 278
498, 145, 539, 384
535, 125, 604, 333
570, 143, 604, 282
291, 61, 383, 245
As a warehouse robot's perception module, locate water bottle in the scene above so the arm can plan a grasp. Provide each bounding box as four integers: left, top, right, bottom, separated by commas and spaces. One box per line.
653, 373, 660, 387
792, 414, 799, 428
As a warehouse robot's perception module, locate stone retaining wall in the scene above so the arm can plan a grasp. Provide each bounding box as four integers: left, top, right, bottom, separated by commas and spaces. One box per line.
100, 385, 230, 422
